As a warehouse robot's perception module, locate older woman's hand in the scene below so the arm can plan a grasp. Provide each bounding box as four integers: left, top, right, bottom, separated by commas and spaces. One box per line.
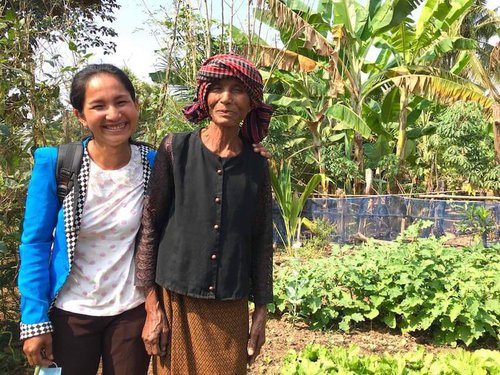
143, 288, 169, 356
252, 143, 272, 160
247, 304, 267, 365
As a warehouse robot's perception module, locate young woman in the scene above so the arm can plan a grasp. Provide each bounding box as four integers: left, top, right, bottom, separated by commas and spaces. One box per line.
18, 64, 155, 374
135, 53, 273, 374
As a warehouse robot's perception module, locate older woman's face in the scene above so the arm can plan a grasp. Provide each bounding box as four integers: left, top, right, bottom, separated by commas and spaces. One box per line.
207, 78, 251, 128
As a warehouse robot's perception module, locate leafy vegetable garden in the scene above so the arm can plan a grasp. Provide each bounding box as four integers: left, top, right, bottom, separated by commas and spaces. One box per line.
245, 222, 500, 374
280, 345, 500, 374
274, 236, 499, 346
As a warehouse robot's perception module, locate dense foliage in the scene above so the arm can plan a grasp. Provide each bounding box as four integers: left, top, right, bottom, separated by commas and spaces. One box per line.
255, 0, 500, 194
281, 344, 500, 374
273, 229, 500, 346
425, 102, 500, 192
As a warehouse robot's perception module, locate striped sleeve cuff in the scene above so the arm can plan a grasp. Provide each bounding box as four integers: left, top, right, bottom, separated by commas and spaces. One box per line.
20, 321, 53, 340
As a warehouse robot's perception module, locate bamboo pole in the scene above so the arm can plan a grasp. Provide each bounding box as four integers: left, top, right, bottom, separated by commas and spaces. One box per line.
203, 0, 212, 58
229, 0, 233, 51
414, 194, 500, 201
303, 193, 500, 201
220, 0, 224, 52
247, 0, 253, 58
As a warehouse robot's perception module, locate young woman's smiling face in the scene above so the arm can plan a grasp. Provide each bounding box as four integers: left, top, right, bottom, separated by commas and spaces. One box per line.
75, 73, 139, 147
207, 78, 251, 128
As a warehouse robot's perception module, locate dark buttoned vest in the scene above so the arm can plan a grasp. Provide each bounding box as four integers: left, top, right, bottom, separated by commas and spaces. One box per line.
155, 131, 268, 300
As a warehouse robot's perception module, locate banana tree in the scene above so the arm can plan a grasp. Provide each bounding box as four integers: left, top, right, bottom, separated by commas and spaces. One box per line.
458, 36, 500, 164
262, 65, 362, 193
254, 0, 494, 191
369, 0, 487, 162
253, 0, 427, 193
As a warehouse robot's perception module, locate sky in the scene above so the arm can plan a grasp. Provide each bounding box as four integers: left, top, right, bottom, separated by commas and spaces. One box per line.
85, 0, 166, 82
85, 0, 265, 82
85, 0, 500, 83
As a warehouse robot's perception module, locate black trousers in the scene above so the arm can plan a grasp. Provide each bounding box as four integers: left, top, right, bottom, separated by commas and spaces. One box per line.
50, 304, 150, 375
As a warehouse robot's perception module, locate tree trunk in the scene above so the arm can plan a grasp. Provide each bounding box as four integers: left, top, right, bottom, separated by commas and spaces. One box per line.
493, 102, 500, 165
396, 87, 409, 161
308, 121, 328, 193
425, 161, 434, 192
353, 132, 364, 194
63, 111, 71, 143
364, 168, 373, 195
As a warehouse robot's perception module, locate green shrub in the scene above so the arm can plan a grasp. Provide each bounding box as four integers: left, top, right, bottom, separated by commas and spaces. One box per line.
455, 204, 496, 247
273, 235, 500, 346
427, 101, 498, 193
298, 218, 335, 258
280, 344, 500, 374
0, 320, 26, 374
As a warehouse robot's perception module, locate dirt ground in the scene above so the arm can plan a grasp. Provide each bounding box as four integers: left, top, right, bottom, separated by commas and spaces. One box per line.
247, 315, 456, 374
136, 314, 462, 375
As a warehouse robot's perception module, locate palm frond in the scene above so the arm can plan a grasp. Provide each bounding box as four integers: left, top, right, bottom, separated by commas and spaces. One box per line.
366, 66, 494, 110
248, 45, 320, 72
490, 41, 500, 74
404, 75, 491, 109
258, 0, 335, 57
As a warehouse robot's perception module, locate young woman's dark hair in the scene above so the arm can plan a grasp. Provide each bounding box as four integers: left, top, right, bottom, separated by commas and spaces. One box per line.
70, 64, 136, 112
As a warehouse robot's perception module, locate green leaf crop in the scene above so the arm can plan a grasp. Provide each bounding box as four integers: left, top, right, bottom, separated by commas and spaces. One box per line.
273, 237, 500, 346
280, 345, 500, 374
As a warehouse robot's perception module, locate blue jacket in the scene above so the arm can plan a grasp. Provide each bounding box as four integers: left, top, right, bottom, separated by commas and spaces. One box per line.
18, 140, 155, 340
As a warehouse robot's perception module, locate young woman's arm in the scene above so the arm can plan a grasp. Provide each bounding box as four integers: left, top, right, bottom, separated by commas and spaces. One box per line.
18, 147, 61, 366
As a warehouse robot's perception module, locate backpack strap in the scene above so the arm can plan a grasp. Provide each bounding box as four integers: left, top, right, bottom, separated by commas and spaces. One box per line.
56, 139, 151, 203
56, 142, 84, 203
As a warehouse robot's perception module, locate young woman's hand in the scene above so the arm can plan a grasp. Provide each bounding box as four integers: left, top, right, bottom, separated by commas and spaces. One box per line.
23, 333, 54, 367
247, 304, 267, 365
142, 288, 169, 356
252, 143, 272, 160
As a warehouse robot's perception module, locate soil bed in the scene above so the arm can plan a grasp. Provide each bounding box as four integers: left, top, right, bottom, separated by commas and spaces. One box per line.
249, 315, 466, 374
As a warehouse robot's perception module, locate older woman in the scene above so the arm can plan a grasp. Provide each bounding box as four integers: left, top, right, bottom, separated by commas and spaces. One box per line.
135, 53, 273, 374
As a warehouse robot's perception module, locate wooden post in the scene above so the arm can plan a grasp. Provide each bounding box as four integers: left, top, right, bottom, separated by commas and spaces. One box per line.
493, 102, 500, 165
400, 217, 406, 234
364, 168, 373, 195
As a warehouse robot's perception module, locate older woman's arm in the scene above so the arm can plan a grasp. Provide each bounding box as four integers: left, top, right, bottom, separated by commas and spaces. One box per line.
135, 133, 174, 356
252, 143, 272, 159
248, 163, 273, 364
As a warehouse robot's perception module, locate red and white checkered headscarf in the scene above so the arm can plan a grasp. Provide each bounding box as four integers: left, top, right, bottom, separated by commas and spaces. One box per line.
182, 53, 273, 144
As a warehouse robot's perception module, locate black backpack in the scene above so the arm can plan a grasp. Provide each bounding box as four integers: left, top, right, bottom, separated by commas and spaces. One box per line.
56, 142, 83, 203
55, 139, 154, 203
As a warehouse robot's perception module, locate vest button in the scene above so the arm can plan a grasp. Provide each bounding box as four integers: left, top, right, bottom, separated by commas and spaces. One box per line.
215, 197, 221, 204
209, 286, 215, 291
211, 254, 217, 260
217, 169, 223, 175
213, 224, 220, 230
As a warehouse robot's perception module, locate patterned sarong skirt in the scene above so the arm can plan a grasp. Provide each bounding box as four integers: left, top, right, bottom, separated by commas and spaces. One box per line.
153, 288, 249, 375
